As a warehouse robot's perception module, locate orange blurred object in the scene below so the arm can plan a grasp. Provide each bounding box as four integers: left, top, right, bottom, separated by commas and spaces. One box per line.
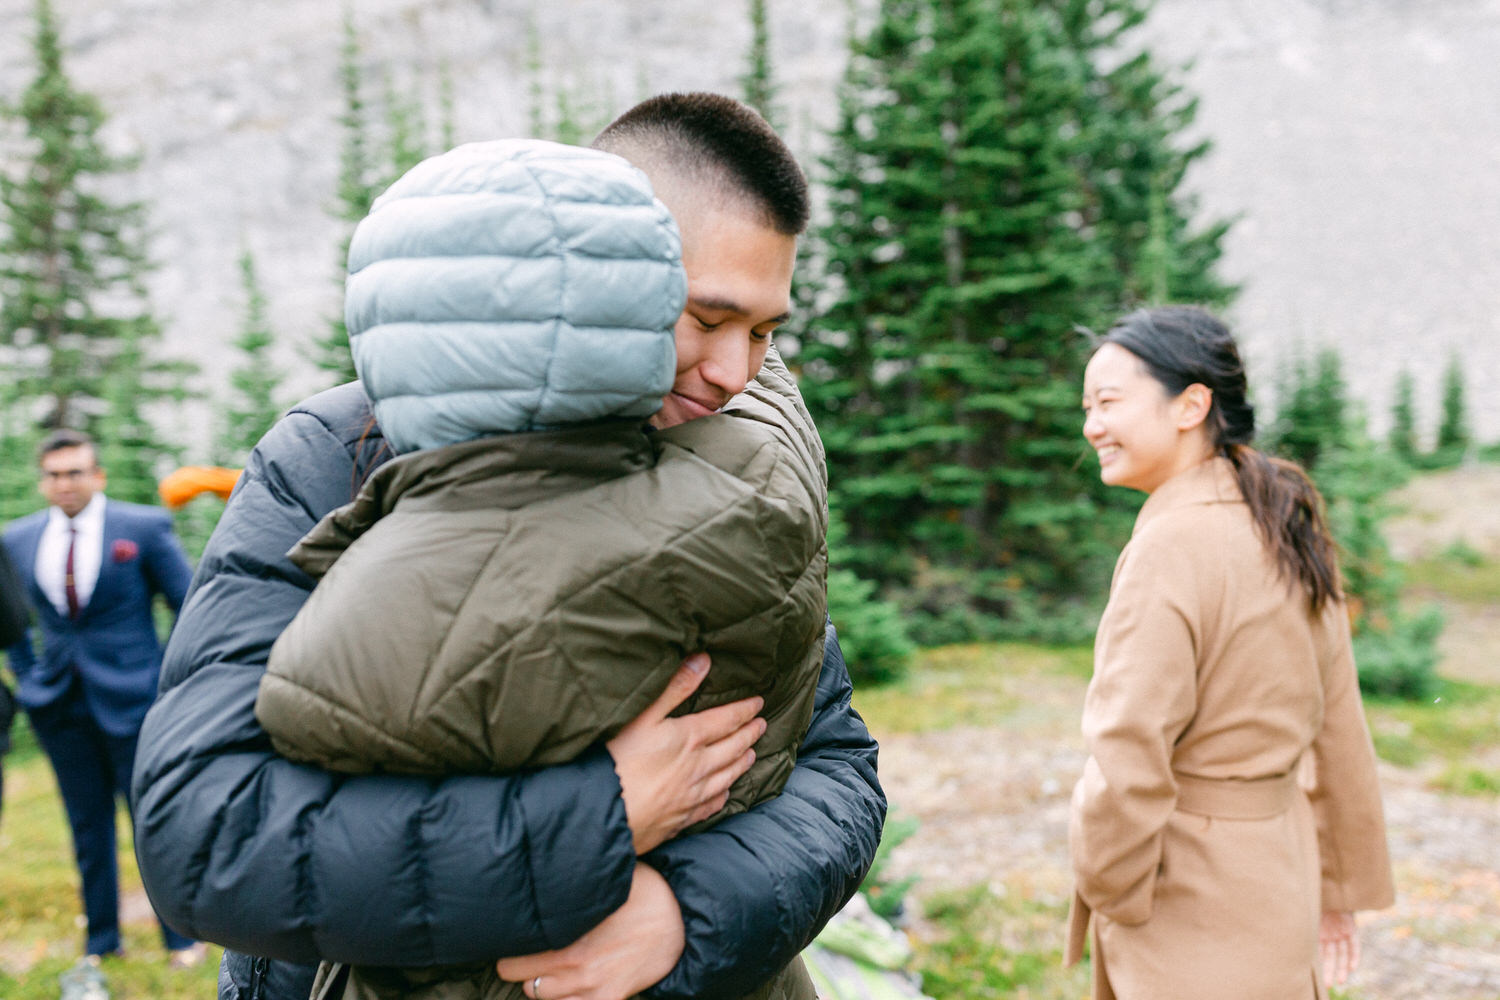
158, 466, 243, 509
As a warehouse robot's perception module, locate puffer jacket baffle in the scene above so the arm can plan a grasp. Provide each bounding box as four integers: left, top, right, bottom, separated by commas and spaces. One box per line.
252, 140, 828, 1000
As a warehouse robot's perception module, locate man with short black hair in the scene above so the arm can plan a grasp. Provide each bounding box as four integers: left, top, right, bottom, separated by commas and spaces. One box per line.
3, 429, 204, 992
133, 93, 884, 1000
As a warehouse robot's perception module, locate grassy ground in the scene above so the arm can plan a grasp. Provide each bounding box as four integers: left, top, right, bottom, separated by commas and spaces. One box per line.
0, 724, 222, 998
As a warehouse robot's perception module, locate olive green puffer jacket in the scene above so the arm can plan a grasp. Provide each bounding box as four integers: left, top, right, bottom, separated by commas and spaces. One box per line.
255, 356, 827, 1000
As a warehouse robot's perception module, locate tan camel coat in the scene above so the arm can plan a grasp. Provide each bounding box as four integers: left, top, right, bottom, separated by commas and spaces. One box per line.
1066, 457, 1394, 1000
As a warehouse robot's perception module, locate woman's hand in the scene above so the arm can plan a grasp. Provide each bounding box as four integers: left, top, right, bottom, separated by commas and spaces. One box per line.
497, 862, 685, 1000
1320, 910, 1360, 987
605, 653, 766, 854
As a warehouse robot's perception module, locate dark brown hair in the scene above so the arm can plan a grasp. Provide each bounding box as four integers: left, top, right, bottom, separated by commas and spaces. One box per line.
351, 415, 391, 498
1099, 306, 1341, 611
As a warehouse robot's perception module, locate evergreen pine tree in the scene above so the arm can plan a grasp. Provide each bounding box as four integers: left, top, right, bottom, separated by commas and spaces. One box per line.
308, 7, 378, 386
0, 0, 191, 497
1265, 350, 1440, 699
1433, 352, 1470, 467
92, 317, 191, 505
741, 0, 779, 128
553, 85, 587, 146
824, 505, 914, 685
525, 17, 546, 138
550, 75, 609, 146
381, 68, 429, 189
1056, 0, 1235, 309
1265, 349, 1349, 471
0, 390, 42, 522
1387, 367, 1417, 466
437, 59, 458, 151
218, 247, 284, 465
798, 0, 1137, 640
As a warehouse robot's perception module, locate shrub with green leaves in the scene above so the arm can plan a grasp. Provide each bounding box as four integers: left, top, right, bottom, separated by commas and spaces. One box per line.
1353, 604, 1444, 700
1267, 349, 1442, 700
859, 810, 921, 921
828, 506, 915, 686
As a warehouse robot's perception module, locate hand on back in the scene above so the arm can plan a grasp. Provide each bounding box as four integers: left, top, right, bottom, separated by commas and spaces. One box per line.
605, 653, 766, 854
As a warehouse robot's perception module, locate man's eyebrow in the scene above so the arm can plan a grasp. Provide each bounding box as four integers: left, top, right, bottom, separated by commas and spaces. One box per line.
688, 294, 792, 325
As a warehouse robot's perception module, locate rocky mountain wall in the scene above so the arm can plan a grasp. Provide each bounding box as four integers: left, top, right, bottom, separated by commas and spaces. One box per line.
2, 0, 1497, 449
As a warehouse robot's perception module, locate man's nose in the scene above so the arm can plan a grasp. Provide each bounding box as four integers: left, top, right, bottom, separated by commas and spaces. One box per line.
699, 335, 752, 397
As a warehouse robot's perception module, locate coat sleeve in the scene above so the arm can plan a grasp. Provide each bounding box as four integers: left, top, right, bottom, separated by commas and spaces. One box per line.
1069, 532, 1200, 927
642, 620, 886, 1000
1306, 601, 1396, 913
1, 536, 37, 674
141, 509, 194, 614
0, 544, 30, 649
131, 403, 637, 966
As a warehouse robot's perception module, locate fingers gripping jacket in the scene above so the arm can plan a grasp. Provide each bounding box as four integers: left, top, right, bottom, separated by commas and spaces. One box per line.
345, 139, 687, 454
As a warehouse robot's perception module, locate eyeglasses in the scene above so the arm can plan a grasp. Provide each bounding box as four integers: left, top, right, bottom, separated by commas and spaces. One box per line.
42, 467, 98, 483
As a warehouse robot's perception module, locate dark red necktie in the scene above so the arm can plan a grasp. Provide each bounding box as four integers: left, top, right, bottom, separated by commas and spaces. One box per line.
64, 525, 79, 619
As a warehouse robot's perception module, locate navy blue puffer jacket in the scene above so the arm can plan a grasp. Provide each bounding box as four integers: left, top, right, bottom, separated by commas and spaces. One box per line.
131, 382, 885, 1000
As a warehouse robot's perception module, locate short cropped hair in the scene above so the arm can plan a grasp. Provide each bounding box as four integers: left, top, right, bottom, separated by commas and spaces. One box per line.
593, 92, 809, 236
38, 428, 97, 463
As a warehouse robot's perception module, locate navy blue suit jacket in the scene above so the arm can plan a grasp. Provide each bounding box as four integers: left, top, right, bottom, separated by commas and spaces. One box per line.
3, 499, 193, 737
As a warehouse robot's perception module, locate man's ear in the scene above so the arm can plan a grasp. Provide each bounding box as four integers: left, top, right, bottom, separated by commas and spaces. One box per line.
1176, 383, 1213, 431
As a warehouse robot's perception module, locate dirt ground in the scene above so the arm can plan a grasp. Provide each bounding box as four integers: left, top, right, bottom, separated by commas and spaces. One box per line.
1383, 465, 1500, 563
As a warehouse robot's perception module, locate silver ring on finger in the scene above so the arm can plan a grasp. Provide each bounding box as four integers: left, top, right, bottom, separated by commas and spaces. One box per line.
532, 976, 544, 1000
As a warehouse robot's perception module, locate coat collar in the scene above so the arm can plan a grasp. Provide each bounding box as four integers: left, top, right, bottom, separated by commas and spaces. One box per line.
288, 421, 657, 580
1133, 456, 1242, 536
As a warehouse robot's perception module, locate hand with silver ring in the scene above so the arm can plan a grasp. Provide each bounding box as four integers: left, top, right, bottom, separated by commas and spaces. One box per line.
496, 862, 685, 1000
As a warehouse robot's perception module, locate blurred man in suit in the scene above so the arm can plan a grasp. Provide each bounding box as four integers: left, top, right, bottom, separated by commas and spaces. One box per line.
2, 429, 205, 990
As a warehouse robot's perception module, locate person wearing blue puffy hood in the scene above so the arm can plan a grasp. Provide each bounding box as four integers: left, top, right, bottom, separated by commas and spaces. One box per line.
251, 135, 829, 1000
131, 94, 885, 1000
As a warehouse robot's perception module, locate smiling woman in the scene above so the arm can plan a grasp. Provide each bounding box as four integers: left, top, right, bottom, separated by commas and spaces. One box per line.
1068, 306, 1394, 1000
1081, 342, 1212, 495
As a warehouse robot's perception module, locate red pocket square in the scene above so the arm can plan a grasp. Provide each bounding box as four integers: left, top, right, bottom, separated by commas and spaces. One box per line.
112, 539, 139, 563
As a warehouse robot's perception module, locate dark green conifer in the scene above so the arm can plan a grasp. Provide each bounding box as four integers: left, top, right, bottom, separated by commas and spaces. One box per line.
1433, 353, 1470, 467
1057, 0, 1235, 309
1387, 368, 1417, 465
0, 0, 190, 503
218, 247, 284, 465
1266, 349, 1349, 472
796, 0, 1233, 640
741, 0, 779, 128
309, 7, 378, 385
799, 0, 1115, 639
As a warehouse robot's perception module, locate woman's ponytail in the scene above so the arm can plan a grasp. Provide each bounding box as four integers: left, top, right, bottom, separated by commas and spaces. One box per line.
1222, 443, 1341, 612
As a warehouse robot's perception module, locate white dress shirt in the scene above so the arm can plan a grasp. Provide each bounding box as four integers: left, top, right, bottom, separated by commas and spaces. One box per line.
35, 492, 106, 617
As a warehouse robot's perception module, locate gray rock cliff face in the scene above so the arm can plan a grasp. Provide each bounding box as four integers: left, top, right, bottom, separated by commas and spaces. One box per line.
2, 0, 1496, 449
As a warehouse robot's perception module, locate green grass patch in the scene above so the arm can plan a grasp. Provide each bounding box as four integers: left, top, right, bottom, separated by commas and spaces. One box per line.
913, 884, 1087, 1000
853, 642, 1091, 736
1364, 678, 1500, 795
0, 752, 221, 994
1403, 552, 1500, 603
1432, 764, 1500, 797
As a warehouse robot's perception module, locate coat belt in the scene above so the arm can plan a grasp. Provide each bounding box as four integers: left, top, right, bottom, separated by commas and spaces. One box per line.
1065, 765, 1303, 968
1173, 768, 1300, 820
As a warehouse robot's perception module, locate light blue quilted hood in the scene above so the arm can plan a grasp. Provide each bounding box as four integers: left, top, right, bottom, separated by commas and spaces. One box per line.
345, 139, 686, 454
